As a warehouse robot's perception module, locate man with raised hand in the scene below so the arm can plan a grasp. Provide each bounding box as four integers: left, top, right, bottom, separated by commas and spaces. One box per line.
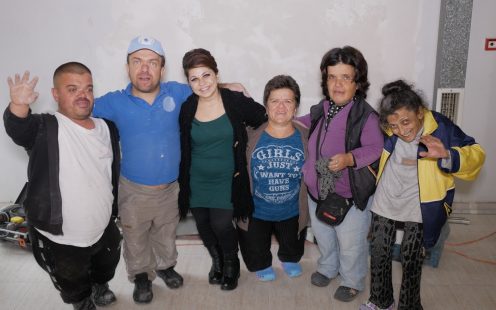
4, 63, 121, 310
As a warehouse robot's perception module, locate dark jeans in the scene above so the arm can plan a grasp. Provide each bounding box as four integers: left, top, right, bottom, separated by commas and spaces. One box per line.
30, 219, 122, 304
190, 207, 238, 254
369, 212, 424, 310
238, 215, 307, 272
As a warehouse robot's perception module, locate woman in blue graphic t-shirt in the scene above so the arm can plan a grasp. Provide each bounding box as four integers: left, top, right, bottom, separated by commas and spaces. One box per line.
238, 75, 309, 281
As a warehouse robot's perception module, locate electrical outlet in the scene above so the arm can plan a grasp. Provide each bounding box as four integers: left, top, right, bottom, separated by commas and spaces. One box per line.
485, 38, 496, 51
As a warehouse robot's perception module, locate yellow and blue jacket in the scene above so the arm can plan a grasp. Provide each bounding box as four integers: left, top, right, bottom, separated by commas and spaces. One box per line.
377, 109, 485, 248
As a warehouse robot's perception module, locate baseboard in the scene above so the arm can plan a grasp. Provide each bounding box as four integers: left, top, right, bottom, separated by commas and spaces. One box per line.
452, 202, 496, 215
176, 213, 199, 236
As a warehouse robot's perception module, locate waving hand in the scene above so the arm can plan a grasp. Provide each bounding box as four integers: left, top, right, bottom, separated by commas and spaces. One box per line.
7, 71, 39, 117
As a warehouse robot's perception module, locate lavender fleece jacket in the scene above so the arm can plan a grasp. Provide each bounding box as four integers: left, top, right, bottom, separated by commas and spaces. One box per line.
298, 100, 383, 199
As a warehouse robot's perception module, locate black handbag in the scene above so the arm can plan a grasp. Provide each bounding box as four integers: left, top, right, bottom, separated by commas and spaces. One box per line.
313, 108, 352, 226
316, 192, 352, 226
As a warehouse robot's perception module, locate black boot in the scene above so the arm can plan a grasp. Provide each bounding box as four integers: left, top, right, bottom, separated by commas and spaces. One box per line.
91, 282, 116, 306
133, 272, 153, 304
156, 266, 183, 289
207, 245, 223, 284
221, 252, 240, 291
72, 297, 96, 310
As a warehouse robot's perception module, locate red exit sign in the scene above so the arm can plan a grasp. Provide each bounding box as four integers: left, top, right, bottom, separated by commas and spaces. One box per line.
485, 38, 496, 51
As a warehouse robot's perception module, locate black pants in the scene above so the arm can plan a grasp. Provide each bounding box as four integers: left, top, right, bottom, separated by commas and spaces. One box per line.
30, 219, 121, 304
238, 215, 306, 272
369, 212, 424, 310
190, 207, 238, 254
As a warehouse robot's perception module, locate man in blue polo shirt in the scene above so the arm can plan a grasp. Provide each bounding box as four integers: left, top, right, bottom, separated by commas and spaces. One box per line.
93, 36, 187, 304
93, 36, 247, 304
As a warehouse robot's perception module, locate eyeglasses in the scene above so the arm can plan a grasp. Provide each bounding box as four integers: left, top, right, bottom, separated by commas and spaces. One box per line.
327, 74, 355, 84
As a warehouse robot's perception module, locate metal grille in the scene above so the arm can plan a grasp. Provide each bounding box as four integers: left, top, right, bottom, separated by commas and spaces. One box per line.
440, 92, 459, 122
436, 88, 464, 125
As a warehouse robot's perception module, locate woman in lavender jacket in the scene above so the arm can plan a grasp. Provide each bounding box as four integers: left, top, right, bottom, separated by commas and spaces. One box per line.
298, 46, 383, 302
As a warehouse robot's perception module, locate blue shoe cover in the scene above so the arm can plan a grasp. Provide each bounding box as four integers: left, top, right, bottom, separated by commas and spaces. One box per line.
255, 266, 276, 281
282, 262, 302, 278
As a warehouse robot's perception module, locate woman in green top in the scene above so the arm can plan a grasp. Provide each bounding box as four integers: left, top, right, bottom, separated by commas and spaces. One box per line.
178, 48, 266, 291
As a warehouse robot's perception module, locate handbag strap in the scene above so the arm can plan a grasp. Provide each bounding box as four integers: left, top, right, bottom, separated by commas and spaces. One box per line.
315, 100, 343, 159
315, 115, 325, 160
314, 114, 325, 198
314, 101, 344, 199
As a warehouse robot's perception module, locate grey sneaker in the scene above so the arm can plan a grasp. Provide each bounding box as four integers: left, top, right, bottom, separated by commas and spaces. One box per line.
156, 266, 183, 289
91, 282, 116, 307
334, 285, 359, 302
310, 271, 331, 287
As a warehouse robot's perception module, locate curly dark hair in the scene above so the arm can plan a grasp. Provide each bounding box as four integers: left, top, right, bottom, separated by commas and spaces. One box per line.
320, 46, 370, 100
378, 79, 427, 129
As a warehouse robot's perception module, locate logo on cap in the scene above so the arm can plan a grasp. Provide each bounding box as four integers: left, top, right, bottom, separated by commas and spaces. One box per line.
127, 35, 165, 57
138, 36, 155, 46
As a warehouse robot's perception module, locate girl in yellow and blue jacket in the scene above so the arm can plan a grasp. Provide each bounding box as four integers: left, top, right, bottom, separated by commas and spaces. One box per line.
360, 80, 485, 310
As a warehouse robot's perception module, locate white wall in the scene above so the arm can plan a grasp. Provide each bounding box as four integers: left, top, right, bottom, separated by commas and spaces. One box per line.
0, 0, 441, 201
455, 0, 496, 203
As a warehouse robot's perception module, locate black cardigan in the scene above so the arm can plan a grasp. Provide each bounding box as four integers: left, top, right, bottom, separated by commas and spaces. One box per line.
3, 108, 120, 235
178, 88, 267, 219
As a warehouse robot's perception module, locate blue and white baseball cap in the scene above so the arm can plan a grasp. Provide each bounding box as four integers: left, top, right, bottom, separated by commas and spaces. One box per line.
127, 36, 165, 56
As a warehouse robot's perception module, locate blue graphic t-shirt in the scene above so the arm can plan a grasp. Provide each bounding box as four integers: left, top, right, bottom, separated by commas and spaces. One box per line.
250, 130, 304, 221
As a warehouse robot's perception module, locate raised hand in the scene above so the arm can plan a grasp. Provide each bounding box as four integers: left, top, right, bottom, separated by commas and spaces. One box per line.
419, 135, 449, 159
7, 71, 39, 106
221, 82, 251, 98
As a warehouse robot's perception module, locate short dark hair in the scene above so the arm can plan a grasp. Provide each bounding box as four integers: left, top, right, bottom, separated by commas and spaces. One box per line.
320, 46, 370, 100
53, 62, 92, 86
378, 79, 427, 129
182, 48, 219, 77
263, 75, 301, 107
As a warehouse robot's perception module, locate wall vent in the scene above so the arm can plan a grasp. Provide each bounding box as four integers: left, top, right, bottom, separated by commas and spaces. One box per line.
436, 88, 464, 125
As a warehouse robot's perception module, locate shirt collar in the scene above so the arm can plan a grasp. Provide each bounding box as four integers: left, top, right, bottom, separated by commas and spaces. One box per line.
124, 83, 166, 99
